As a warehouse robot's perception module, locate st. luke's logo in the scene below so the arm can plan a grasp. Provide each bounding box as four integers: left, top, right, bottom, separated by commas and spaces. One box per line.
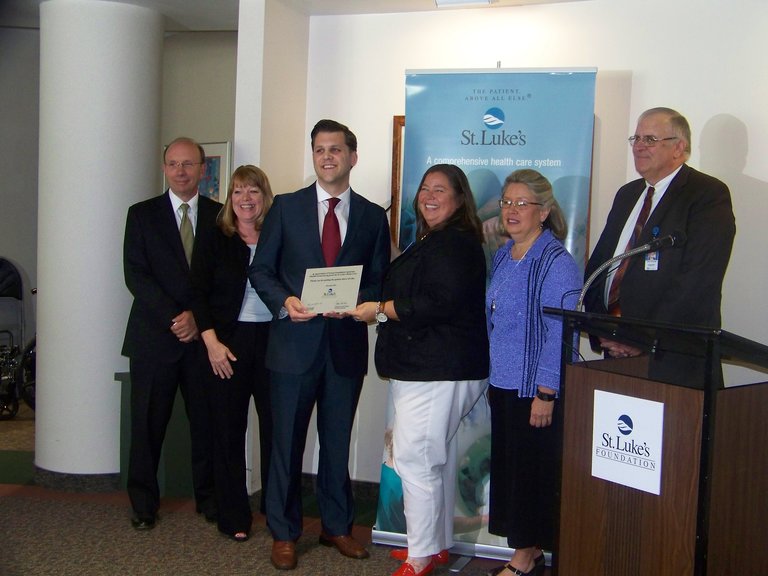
483, 107, 505, 130
617, 414, 634, 436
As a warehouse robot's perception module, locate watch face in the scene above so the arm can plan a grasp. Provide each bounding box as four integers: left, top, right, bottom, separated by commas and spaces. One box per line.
376, 312, 388, 323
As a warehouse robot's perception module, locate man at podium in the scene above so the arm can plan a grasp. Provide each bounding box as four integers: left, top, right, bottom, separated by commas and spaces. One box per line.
583, 107, 735, 362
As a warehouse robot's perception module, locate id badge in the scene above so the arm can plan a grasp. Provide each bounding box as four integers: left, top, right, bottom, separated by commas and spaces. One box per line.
645, 251, 659, 271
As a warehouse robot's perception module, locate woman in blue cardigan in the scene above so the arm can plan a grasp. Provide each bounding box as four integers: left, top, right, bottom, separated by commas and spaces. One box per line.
485, 169, 581, 576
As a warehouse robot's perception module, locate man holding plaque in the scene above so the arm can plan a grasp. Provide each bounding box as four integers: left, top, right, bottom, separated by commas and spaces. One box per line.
249, 119, 390, 570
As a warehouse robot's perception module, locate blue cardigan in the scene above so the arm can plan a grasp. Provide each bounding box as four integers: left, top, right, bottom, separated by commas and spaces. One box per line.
486, 229, 581, 396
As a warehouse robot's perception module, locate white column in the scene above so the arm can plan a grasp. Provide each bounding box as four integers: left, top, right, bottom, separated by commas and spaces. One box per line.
235, 0, 266, 494
35, 0, 163, 477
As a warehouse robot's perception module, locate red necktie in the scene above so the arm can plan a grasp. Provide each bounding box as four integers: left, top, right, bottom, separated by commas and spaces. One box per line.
322, 197, 341, 267
607, 186, 655, 316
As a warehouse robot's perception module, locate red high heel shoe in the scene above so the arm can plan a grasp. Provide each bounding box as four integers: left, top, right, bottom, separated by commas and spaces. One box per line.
391, 560, 435, 576
389, 548, 450, 564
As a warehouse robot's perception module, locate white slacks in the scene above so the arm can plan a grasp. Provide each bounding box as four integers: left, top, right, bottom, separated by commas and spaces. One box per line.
390, 378, 487, 558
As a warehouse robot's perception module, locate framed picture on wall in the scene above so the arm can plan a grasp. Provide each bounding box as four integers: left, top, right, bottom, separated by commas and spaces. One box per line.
198, 141, 231, 203
390, 116, 405, 244
162, 140, 232, 203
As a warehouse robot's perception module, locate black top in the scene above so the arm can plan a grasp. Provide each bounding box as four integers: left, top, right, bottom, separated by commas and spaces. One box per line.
375, 225, 489, 382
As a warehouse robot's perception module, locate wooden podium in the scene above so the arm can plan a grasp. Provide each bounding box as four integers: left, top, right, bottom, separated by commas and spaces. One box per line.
546, 309, 768, 576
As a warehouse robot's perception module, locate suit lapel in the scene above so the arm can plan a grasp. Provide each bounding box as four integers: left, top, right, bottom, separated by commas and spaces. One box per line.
299, 185, 325, 265
642, 164, 689, 239
338, 190, 364, 264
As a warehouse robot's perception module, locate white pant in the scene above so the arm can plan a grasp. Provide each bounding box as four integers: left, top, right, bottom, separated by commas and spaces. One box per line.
391, 378, 487, 558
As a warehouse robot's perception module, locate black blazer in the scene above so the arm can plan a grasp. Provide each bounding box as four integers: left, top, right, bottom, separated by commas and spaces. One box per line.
191, 226, 254, 343
374, 225, 489, 382
248, 184, 390, 378
122, 192, 221, 362
584, 164, 735, 329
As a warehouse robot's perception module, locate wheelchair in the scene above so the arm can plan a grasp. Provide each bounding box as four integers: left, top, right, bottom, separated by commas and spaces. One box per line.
0, 258, 36, 420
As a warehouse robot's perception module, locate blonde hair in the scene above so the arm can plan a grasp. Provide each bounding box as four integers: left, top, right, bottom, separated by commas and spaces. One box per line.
218, 165, 274, 236
499, 169, 568, 241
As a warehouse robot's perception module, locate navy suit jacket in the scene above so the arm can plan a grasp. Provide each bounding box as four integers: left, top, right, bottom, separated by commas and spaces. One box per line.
122, 191, 221, 362
584, 164, 735, 330
248, 184, 390, 378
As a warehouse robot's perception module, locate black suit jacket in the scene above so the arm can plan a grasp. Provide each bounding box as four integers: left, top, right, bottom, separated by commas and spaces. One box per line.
374, 225, 489, 382
584, 164, 735, 330
191, 226, 253, 342
248, 184, 390, 378
122, 192, 221, 362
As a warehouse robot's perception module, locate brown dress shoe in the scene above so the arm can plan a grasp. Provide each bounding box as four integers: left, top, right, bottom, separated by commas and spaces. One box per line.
319, 532, 370, 559
271, 540, 297, 570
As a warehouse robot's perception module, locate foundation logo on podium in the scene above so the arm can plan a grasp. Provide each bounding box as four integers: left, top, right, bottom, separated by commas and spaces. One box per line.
591, 390, 664, 495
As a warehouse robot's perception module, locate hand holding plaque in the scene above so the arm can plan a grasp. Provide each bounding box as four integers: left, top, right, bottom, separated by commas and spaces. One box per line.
300, 265, 363, 314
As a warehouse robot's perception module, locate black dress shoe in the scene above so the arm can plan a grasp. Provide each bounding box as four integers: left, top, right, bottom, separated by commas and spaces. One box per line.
131, 515, 156, 531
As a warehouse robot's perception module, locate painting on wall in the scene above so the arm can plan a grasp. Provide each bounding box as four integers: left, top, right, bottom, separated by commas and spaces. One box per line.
198, 141, 231, 203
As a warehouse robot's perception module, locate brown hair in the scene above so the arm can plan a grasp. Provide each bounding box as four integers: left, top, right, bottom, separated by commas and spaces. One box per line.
413, 164, 484, 243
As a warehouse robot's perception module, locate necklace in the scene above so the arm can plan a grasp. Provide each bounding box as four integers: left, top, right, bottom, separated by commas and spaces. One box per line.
510, 242, 534, 266
490, 238, 537, 314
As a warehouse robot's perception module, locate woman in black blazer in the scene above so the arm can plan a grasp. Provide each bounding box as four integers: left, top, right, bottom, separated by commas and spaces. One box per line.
192, 165, 274, 542
353, 164, 489, 576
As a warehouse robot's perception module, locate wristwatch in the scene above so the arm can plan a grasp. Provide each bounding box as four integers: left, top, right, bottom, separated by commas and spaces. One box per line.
375, 301, 388, 323
536, 390, 556, 402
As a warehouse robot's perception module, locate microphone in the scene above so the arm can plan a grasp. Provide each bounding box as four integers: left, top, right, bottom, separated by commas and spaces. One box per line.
644, 230, 685, 251
577, 231, 685, 311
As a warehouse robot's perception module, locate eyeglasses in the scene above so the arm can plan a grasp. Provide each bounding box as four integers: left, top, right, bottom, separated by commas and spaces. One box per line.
499, 199, 544, 210
165, 161, 202, 170
628, 135, 678, 147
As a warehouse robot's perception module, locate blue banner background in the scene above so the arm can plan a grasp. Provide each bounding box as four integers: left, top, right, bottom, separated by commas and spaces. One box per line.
399, 69, 596, 271
374, 69, 596, 555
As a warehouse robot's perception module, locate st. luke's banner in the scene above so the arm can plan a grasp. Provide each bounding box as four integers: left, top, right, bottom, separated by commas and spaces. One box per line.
374, 68, 596, 559
397, 68, 596, 273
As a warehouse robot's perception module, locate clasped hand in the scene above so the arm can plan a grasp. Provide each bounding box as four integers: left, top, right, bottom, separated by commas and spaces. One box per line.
599, 337, 642, 359
171, 310, 198, 343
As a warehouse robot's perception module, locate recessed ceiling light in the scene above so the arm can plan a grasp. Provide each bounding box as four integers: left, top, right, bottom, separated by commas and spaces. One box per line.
435, 0, 496, 7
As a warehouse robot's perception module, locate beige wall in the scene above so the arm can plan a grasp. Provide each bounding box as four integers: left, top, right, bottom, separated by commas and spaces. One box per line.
161, 31, 238, 189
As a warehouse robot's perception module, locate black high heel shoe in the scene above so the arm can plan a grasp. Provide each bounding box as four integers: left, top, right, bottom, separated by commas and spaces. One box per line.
486, 553, 545, 576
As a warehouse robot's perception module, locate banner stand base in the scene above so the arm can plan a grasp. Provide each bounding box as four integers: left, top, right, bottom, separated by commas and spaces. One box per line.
371, 528, 521, 563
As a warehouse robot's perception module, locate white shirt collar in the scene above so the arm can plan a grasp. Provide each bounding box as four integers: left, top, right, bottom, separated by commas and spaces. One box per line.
168, 190, 199, 213
315, 182, 351, 205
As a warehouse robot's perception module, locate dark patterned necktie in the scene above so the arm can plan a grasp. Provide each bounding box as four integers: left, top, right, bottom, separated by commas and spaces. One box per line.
180, 203, 194, 266
322, 197, 341, 267
607, 186, 655, 316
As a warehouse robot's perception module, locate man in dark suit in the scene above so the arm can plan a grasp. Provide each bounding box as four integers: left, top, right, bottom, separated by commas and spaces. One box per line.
122, 137, 221, 530
584, 107, 735, 360
249, 119, 390, 570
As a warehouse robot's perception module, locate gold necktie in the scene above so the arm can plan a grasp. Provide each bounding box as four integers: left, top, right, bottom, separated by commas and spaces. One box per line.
180, 203, 194, 265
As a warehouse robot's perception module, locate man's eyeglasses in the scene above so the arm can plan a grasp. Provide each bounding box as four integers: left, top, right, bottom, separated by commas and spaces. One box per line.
165, 161, 203, 170
628, 135, 678, 147
498, 199, 544, 210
